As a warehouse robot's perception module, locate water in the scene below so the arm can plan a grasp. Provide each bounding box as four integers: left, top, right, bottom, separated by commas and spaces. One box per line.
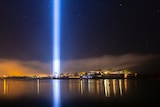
0, 78, 160, 107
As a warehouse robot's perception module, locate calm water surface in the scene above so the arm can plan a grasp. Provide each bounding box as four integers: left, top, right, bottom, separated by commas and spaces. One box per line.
0, 79, 160, 107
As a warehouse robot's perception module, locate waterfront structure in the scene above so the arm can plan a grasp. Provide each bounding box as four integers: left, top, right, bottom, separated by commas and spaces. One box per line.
80, 69, 137, 79
0, 69, 137, 79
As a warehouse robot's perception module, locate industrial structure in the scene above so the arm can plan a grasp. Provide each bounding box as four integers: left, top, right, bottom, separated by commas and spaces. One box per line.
56, 69, 137, 79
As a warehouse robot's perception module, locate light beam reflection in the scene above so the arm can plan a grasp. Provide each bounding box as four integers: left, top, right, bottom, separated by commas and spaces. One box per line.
53, 80, 61, 107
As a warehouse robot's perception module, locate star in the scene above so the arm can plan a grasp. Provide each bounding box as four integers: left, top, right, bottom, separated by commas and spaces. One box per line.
20, 16, 28, 22
119, 3, 123, 7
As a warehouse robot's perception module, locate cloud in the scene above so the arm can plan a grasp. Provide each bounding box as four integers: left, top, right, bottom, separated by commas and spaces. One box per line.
61, 53, 159, 74
0, 53, 159, 76
0, 59, 52, 76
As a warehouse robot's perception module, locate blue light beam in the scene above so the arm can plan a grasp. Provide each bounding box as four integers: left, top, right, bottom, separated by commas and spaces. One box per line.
53, 0, 61, 107
53, 0, 61, 76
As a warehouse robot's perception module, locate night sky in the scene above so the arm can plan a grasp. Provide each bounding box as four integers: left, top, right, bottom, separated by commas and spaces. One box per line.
0, 0, 160, 75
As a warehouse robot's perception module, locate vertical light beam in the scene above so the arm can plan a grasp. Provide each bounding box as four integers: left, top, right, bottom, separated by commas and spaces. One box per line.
53, 0, 61, 107
53, 0, 60, 76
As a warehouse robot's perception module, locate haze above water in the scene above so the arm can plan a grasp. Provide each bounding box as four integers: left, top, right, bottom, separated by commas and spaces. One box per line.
0, 79, 160, 107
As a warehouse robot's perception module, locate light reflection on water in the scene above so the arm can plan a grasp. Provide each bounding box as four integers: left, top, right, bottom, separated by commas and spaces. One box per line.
62, 79, 129, 98
3, 79, 8, 95
37, 79, 40, 95
53, 80, 61, 107
0, 79, 53, 98
0, 79, 159, 107
0, 79, 130, 98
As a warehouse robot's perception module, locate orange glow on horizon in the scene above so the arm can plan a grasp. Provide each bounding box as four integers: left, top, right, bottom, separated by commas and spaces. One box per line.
0, 60, 52, 76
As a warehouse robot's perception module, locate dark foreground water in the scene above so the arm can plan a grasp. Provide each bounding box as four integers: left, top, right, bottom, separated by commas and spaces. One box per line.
0, 78, 160, 107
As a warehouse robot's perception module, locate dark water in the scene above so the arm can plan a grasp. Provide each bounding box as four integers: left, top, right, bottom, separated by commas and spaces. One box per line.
0, 79, 160, 107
